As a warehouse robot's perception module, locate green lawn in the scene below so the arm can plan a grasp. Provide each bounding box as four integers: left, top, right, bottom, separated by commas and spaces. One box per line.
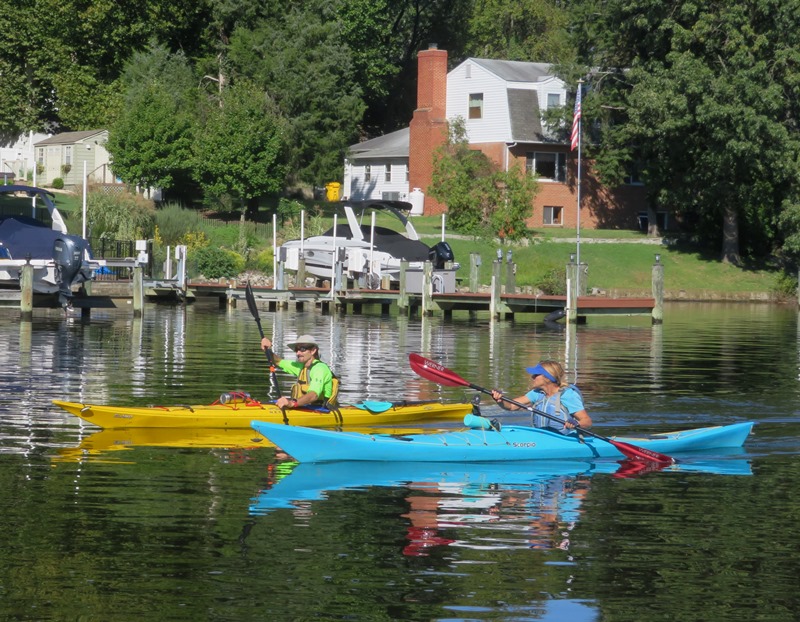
48, 189, 784, 297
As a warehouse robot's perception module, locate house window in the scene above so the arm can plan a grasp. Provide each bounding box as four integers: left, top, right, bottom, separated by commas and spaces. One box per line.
469, 93, 484, 119
543, 206, 563, 225
547, 93, 560, 108
365, 164, 371, 182
37, 148, 44, 164
64, 145, 72, 165
624, 161, 644, 185
385, 164, 391, 183
526, 152, 566, 182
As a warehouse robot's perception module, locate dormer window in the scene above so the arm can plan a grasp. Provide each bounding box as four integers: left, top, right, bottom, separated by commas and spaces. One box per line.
547, 93, 560, 108
469, 93, 484, 119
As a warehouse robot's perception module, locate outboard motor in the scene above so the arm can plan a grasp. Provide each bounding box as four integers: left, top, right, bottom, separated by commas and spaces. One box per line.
428, 241, 454, 269
53, 236, 84, 306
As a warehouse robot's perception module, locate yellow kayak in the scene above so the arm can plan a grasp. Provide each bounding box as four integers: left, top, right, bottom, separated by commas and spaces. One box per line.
52, 396, 474, 429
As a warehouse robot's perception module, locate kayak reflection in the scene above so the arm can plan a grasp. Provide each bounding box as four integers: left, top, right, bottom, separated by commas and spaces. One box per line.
250, 455, 752, 555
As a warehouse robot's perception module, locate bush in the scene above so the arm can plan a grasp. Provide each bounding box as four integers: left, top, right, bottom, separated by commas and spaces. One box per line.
87, 190, 156, 240
52, 178, 64, 189
155, 203, 207, 245
249, 247, 274, 274
535, 268, 567, 295
194, 245, 245, 279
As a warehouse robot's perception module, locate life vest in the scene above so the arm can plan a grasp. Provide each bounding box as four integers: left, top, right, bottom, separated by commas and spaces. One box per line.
531, 384, 583, 431
290, 360, 339, 408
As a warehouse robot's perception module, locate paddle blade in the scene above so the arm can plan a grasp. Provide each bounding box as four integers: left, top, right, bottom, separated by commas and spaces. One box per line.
613, 459, 670, 479
409, 353, 470, 388
245, 281, 261, 321
610, 439, 674, 465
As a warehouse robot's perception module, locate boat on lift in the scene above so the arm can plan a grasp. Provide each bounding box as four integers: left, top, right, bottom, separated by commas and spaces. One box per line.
279, 199, 454, 286
0, 184, 100, 307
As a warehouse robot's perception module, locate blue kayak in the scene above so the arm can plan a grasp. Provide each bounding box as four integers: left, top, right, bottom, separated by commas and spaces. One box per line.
250, 419, 755, 463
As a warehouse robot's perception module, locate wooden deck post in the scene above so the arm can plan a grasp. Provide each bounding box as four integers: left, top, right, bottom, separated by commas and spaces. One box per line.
566, 257, 578, 323
652, 254, 664, 324
505, 258, 516, 294
469, 253, 481, 292
132, 265, 144, 318
398, 261, 409, 312
20, 262, 33, 321
421, 261, 433, 316
490, 259, 503, 320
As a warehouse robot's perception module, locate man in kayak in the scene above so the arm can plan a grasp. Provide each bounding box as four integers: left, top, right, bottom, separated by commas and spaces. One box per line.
490, 360, 592, 432
260, 334, 338, 410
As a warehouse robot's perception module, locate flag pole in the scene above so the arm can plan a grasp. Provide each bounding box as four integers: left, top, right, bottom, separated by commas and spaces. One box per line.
572, 81, 583, 270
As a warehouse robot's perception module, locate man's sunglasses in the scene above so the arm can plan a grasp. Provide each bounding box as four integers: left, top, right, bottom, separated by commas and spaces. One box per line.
295, 345, 313, 352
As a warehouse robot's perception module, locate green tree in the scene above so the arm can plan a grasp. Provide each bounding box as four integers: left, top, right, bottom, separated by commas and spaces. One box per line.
192, 79, 286, 247
106, 45, 197, 199
465, 0, 574, 63
570, 0, 800, 264
429, 117, 537, 240
337, 0, 473, 136
228, 2, 365, 185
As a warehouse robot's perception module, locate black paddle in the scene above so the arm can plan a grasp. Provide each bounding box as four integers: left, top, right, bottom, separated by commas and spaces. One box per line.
245, 281, 281, 399
408, 352, 675, 465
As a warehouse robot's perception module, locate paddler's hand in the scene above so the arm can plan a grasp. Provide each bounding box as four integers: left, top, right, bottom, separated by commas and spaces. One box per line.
276, 396, 299, 409
565, 417, 581, 429
490, 389, 507, 410
261, 337, 272, 351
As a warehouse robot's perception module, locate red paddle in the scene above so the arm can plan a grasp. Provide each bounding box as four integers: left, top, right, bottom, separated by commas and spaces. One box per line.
408, 353, 674, 465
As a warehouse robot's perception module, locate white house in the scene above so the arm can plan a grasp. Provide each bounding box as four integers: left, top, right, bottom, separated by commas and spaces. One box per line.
1, 131, 51, 182
343, 56, 569, 203
34, 129, 113, 187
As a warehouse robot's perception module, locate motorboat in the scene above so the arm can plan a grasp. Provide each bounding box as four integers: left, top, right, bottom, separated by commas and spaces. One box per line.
279, 199, 455, 286
0, 184, 99, 307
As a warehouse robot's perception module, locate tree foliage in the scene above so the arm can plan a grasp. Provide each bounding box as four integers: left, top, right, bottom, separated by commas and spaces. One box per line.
192, 79, 286, 208
429, 118, 537, 240
569, 0, 800, 264
106, 46, 197, 196
229, 2, 365, 184
465, 0, 574, 63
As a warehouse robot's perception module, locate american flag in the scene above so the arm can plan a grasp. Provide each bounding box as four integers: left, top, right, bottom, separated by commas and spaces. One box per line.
570, 86, 582, 151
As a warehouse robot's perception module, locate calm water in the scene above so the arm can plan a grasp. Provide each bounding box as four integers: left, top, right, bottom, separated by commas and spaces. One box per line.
1, 301, 799, 621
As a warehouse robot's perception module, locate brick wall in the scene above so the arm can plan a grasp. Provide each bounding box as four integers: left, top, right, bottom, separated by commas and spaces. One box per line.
409, 47, 449, 215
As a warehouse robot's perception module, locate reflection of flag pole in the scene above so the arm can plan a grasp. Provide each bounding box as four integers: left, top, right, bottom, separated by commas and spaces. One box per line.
571, 81, 583, 269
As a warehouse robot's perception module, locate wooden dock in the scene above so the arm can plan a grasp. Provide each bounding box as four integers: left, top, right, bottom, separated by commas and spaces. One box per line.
192, 282, 657, 322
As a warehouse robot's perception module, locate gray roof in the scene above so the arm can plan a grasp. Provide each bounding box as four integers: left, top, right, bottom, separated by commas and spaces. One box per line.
348, 128, 409, 159
35, 130, 106, 146
469, 59, 554, 83
507, 89, 545, 142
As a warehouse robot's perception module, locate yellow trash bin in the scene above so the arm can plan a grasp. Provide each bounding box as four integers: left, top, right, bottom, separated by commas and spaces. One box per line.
325, 182, 341, 202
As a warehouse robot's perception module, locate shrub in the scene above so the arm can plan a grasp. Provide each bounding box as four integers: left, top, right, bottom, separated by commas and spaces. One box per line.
249, 247, 274, 274
194, 245, 245, 279
155, 202, 207, 245
87, 190, 156, 240
535, 268, 567, 295
52, 178, 64, 189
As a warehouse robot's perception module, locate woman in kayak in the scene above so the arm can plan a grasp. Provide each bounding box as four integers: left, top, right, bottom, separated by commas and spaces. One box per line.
490, 360, 591, 432
260, 334, 338, 409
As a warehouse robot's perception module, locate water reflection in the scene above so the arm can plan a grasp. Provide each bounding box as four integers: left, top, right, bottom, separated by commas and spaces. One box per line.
250, 457, 752, 557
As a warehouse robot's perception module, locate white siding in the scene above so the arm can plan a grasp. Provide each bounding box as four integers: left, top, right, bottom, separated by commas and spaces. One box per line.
346, 158, 409, 201
447, 62, 512, 143
536, 76, 568, 112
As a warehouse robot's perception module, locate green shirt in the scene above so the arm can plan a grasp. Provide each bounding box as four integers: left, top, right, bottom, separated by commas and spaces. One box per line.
277, 359, 333, 401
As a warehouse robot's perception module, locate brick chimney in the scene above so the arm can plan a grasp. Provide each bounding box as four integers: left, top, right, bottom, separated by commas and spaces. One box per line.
409, 45, 448, 215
